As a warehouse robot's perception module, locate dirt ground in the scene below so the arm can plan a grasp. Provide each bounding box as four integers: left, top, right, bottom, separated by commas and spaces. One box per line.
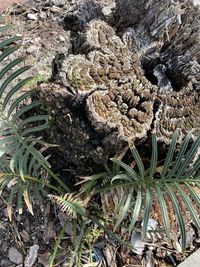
0, 0, 199, 266
0, 0, 24, 11
0, 2, 118, 266
0, 2, 81, 266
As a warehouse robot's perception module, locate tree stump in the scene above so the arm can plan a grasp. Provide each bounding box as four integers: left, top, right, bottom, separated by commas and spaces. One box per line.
38, 0, 200, 174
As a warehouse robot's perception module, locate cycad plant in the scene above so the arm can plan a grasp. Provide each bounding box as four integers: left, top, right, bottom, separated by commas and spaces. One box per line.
0, 17, 69, 219
80, 130, 200, 251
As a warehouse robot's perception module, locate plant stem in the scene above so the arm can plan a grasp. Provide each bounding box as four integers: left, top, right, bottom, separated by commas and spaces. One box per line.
2, 172, 63, 193
49, 220, 67, 267
69, 221, 86, 267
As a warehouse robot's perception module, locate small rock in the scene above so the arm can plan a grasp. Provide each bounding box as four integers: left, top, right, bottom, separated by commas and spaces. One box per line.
50, 6, 62, 13
20, 229, 30, 243
1, 241, 8, 252
24, 245, 39, 267
26, 45, 39, 54
131, 232, 145, 255
58, 212, 73, 236
59, 35, 65, 42
27, 13, 38, 21
44, 202, 51, 216
52, 0, 65, 7
8, 247, 23, 264
43, 221, 55, 243
62, 262, 68, 267
193, 0, 200, 6
38, 253, 51, 266
1, 259, 15, 267
102, 3, 116, 16
0, 222, 5, 230
34, 37, 41, 44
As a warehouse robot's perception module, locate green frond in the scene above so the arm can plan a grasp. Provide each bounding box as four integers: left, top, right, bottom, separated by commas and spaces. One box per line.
129, 185, 142, 233
168, 132, 192, 179
0, 25, 12, 32
0, 58, 24, 79
111, 158, 139, 181
176, 183, 200, 229
49, 193, 86, 218
0, 46, 19, 62
18, 115, 49, 130
185, 183, 200, 207
22, 123, 49, 136
129, 142, 145, 178
0, 166, 54, 220
149, 135, 158, 179
0, 35, 22, 50
17, 185, 23, 214
165, 184, 187, 250
7, 184, 19, 220
2, 77, 32, 109
114, 187, 133, 231
90, 131, 200, 250
176, 136, 200, 178
112, 174, 133, 183
155, 185, 171, 241
142, 185, 151, 239
0, 65, 31, 98
114, 189, 127, 216
0, 22, 50, 180
0, 19, 69, 219
161, 129, 178, 178
0, 156, 10, 173
0, 21, 57, 180
78, 172, 108, 194
11, 100, 41, 120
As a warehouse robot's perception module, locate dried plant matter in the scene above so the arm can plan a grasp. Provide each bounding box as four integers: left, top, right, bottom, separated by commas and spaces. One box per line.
61, 16, 199, 143
61, 0, 104, 32
62, 20, 156, 141
114, 0, 182, 40
39, 0, 200, 169
81, 132, 200, 251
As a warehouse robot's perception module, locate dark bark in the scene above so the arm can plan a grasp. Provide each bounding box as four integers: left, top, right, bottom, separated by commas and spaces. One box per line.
61, 0, 105, 32
38, 0, 200, 173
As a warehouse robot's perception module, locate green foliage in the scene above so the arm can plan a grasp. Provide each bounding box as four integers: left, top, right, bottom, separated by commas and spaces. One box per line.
80, 131, 200, 251
49, 220, 68, 267
1, 15, 200, 262
49, 193, 86, 218
26, 74, 49, 89
0, 17, 69, 219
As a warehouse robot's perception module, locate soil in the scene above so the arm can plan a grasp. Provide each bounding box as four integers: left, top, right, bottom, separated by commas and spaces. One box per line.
0, 0, 199, 266
0, 0, 23, 11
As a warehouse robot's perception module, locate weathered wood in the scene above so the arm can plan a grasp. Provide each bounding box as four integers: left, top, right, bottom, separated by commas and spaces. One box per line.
61, 0, 104, 32
38, 0, 200, 173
